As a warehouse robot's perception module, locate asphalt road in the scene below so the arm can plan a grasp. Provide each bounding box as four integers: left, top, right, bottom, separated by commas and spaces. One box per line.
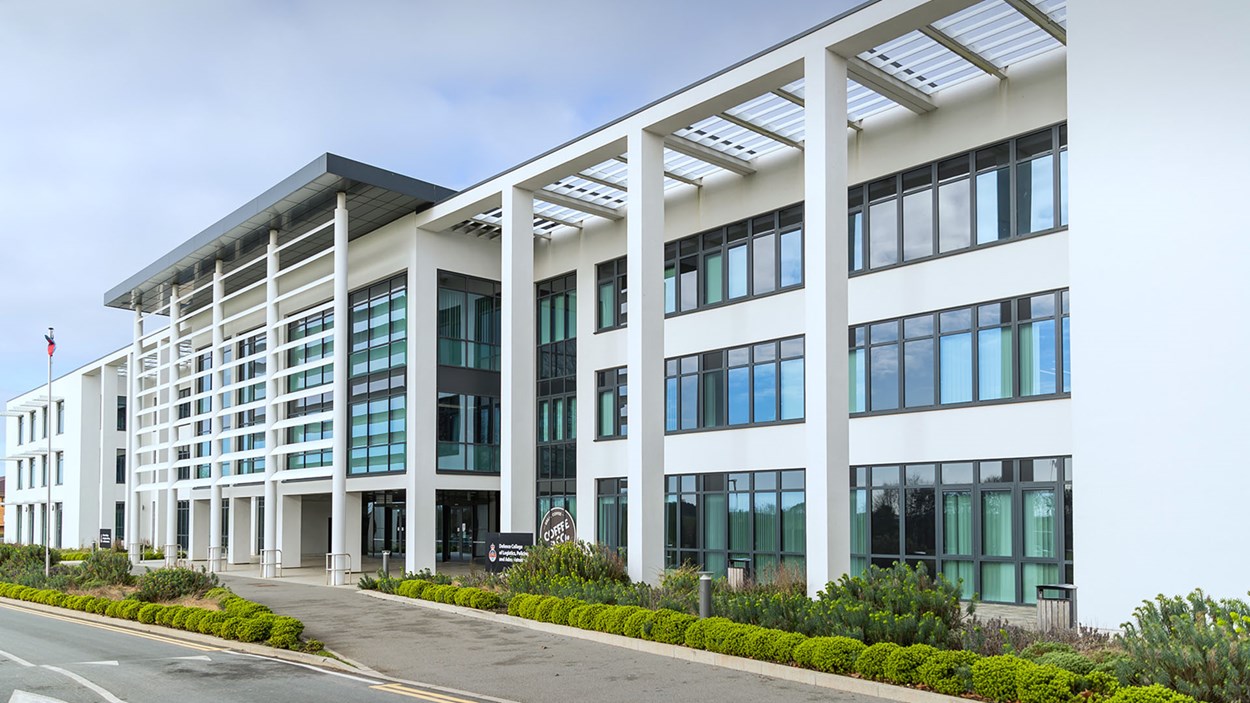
0, 602, 505, 703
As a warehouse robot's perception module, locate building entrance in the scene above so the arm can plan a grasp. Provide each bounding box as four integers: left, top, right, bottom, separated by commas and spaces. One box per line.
435, 490, 499, 563
362, 491, 405, 558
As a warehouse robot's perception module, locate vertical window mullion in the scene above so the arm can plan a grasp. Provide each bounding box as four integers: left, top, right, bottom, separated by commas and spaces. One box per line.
1008, 139, 1018, 239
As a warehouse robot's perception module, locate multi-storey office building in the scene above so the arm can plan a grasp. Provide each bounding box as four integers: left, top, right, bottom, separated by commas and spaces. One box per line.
3, 348, 130, 549
10, 0, 1239, 624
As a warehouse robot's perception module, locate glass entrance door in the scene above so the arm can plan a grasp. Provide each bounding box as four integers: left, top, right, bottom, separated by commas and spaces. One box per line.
362, 491, 406, 557
435, 490, 499, 563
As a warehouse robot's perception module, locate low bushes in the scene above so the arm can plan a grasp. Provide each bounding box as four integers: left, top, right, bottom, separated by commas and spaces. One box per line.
130, 567, 219, 602
0, 581, 315, 652
392, 579, 500, 611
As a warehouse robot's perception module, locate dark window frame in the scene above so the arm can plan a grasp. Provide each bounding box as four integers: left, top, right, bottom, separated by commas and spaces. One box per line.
595, 367, 627, 440
595, 257, 628, 332
666, 335, 805, 434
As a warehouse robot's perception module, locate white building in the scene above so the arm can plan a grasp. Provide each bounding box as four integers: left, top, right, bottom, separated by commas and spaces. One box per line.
4, 348, 130, 550
8, 0, 1248, 626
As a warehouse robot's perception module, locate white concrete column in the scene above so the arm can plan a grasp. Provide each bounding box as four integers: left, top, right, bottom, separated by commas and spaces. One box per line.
227, 494, 250, 564
625, 127, 666, 584
263, 229, 281, 576
501, 186, 536, 533
189, 498, 209, 559
803, 46, 850, 596
208, 259, 225, 571
406, 240, 437, 573
278, 494, 302, 567
128, 303, 143, 563
329, 191, 350, 584
164, 286, 181, 562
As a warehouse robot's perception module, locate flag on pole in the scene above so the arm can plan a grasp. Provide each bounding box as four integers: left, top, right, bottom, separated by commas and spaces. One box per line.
45, 331, 55, 357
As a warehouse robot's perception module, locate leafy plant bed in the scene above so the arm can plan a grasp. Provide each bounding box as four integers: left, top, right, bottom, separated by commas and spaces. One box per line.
0, 582, 321, 653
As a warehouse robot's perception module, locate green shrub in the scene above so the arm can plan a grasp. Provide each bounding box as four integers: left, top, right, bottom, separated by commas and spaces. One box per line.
547, 598, 583, 626
453, 588, 475, 608
683, 617, 725, 650
815, 562, 969, 647
883, 643, 939, 685
1119, 589, 1250, 703
793, 636, 866, 674
516, 594, 542, 620
973, 654, 1033, 702
624, 609, 658, 639
471, 590, 501, 611
76, 550, 136, 588
505, 541, 628, 596
1023, 641, 1077, 659
534, 596, 560, 622
917, 650, 979, 695
181, 609, 207, 632
507, 593, 535, 617
89, 597, 110, 615
1092, 654, 1146, 686
765, 631, 807, 664
1081, 670, 1121, 699
1017, 664, 1079, 703
397, 579, 431, 599
119, 600, 143, 620
237, 614, 275, 643
267, 616, 304, 649
1037, 650, 1095, 675
131, 567, 219, 602
197, 611, 228, 635
648, 609, 697, 644
570, 604, 609, 630
1107, 685, 1198, 703
137, 603, 163, 624
156, 605, 183, 626
855, 642, 902, 681
171, 607, 192, 629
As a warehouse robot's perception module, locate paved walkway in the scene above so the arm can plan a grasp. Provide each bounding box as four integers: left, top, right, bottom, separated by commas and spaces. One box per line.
216, 573, 883, 703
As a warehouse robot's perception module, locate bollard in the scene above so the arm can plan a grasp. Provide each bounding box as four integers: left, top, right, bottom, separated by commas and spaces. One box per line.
698, 572, 712, 618
382, 551, 391, 578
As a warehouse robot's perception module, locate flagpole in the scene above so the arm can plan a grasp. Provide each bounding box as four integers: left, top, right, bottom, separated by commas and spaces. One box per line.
46, 327, 54, 578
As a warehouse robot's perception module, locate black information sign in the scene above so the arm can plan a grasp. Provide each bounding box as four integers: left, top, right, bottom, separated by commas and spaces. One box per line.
484, 532, 533, 573
539, 507, 576, 546
98, 529, 112, 550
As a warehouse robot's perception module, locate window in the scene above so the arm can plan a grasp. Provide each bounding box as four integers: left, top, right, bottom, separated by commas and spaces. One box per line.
665, 204, 803, 316
54, 503, 62, 549
667, 336, 804, 432
348, 274, 408, 476
286, 421, 332, 471
850, 290, 1070, 414
536, 272, 577, 526
662, 469, 806, 578
176, 500, 190, 552
40, 455, 48, 487
116, 450, 126, 484
56, 400, 64, 434
55, 452, 63, 485
437, 393, 500, 473
595, 257, 627, 331
16, 459, 23, 490
596, 478, 628, 552
115, 502, 126, 541
851, 124, 1068, 273
17, 415, 24, 445
287, 309, 334, 390
116, 396, 127, 431
851, 457, 1072, 604
437, 271, 501, 370
596, 367, 627, 439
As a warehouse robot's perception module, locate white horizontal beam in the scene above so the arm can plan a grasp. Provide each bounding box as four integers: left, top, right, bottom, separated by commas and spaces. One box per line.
716, 111, 804, 150
535, 189, 624, 221
772, 88, 862, 131
611, 156, 703, 187
1002, 0, 1066, 45
569, 171, 627, 192
662, 134, 756, 176
846, 57, 937, 114
919, 24, 1005, 80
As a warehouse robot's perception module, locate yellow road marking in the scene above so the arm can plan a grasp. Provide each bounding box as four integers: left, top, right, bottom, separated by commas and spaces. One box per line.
371, 683, 479, 703
0, 602, 221, 652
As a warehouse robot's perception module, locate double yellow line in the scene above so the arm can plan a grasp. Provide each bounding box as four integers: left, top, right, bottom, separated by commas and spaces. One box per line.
0, 601, 220, 653
370, 682, 483, 703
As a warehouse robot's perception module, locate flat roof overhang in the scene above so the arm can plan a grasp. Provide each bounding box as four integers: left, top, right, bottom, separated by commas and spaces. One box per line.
104, 153, 455, 313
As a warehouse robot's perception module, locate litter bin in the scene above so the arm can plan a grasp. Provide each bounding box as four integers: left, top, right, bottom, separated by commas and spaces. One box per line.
1036, 584, 1077, 631
727, 558, 752, 590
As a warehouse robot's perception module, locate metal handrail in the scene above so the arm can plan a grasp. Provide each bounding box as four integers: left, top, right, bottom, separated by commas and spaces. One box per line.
325, 552, 352, 585
260, 548, 283, 579
207, 546, 226, 573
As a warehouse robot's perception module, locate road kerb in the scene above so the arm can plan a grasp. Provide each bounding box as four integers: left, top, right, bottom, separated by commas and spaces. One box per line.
361, 590, 968, 703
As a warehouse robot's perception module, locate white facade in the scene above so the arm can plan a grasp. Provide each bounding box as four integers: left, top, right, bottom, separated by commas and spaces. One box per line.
4, 348, 129, 549
11, 0, 1248, 626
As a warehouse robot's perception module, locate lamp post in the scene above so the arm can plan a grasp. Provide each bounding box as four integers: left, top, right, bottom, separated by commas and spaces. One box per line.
45, 327, 54, 578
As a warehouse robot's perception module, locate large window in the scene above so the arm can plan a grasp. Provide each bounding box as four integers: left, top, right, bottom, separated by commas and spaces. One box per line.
665, 204, 803, 316
596, 478, 628, 552
438, 271, 501, 370
437, 393, 500, 473
595, 367, 627, 439
850, 124, 1068, 273
850, 290, 1069, 414
851, 457, 1072, 605
536, 273, 577, 523
596, 257, 627, 331
115, 450, 126, 484
348, 275, 407, 475
17, 415, 23, 445
115, 502, 125, 541
666, 336, 804, 432
56, 400, 64, 434
285, 308, 335, 471
55, 452, 63, 485
116, 396, 126, 431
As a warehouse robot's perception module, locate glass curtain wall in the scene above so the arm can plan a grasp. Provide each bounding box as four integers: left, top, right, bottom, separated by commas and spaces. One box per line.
536, 272, 577, 523
348, 275, 407, 475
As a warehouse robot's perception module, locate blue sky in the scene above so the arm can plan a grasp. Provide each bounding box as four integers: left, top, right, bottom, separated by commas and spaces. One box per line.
0, 0, 861, 457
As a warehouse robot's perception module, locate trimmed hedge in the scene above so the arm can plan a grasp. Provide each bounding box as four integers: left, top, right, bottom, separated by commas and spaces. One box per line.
0, 581, 310, 652
390, 579, 502, 612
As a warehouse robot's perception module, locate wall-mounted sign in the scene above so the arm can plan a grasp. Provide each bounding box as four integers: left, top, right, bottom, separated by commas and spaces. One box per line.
484, 532, 533, 573
539, 507, 576, 546
98, 529, 112, 550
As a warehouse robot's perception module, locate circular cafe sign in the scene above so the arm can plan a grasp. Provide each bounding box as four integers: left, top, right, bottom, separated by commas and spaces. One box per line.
539, 507, 576, 546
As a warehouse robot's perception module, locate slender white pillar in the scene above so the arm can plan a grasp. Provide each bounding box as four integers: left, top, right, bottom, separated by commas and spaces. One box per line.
262, 230, 281, 574
329, 192, 349, 584
128, 302, 143, 563
803, 46, 850, 596
406, 241, 437, 572
501, 187, 536, 533
625, 128, 666, 584
164, 286, 182, 564
207, 259, 225, 571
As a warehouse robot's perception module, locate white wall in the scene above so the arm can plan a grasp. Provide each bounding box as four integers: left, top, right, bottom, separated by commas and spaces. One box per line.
1068, 1, 1250, 626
